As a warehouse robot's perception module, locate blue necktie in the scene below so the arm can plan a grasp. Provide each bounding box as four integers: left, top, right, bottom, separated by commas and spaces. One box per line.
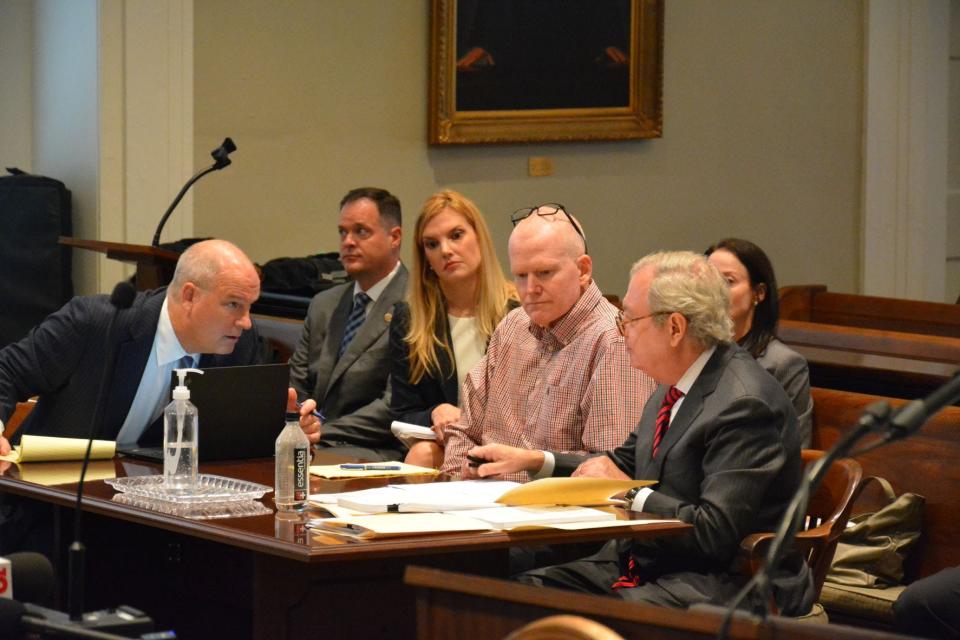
179, 354, 196, 370
338, 292, 370, 359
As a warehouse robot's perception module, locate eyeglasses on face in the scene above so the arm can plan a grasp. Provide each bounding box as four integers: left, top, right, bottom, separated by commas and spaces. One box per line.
616, 309, 672, 336
510, 203, 588, 254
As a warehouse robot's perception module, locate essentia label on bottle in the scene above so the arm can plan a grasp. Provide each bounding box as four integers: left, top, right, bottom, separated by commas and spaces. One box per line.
294, 447, 308, 501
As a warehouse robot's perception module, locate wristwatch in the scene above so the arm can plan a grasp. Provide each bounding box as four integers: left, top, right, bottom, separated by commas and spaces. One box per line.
622, 487, 641, 508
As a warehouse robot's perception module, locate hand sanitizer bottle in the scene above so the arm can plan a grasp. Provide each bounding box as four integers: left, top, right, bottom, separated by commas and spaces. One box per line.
163, 367, 202, 493
275, 412, 310, 511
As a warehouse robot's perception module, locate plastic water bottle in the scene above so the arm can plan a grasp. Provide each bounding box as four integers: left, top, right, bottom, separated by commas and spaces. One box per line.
275, 413, 310, 511
163, 367, 202, 493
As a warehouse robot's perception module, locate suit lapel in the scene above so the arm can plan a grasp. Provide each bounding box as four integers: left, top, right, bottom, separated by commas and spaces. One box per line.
648, 344, 734, 475
315, 287, 354, 400
326, 265, 408, 394
438, 316, 459, 403
103, 292, 164, 439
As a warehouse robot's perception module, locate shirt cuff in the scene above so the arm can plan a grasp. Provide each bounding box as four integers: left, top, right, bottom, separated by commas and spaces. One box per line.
631, 487, 654, 512
530, 451, 555, 479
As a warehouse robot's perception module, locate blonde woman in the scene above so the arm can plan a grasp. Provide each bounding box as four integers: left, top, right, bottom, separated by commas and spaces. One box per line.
389, 190, 517, 467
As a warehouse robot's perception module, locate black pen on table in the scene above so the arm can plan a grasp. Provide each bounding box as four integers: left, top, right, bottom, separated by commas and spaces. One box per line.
339, 464, 402, 471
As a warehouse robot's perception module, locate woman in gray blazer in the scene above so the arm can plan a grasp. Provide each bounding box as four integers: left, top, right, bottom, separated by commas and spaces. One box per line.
706, 238, 814, 446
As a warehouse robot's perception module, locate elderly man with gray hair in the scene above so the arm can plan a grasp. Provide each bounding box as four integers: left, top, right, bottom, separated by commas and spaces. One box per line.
474, 250, 813, 616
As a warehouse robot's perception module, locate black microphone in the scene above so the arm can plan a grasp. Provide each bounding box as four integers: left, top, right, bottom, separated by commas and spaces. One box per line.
1, 552, 54, 605
151, 136, 237, 247
70, 282, 136, 620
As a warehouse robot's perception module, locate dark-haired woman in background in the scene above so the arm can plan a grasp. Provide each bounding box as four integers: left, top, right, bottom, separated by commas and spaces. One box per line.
706, 238, 813, 446
390, 190, 517, 467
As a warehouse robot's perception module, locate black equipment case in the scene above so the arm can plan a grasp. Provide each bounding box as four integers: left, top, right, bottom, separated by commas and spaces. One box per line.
0, 168, 73, 346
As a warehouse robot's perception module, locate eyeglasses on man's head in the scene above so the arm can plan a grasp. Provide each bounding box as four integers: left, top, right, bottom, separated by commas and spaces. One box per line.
510, 203, 588, 254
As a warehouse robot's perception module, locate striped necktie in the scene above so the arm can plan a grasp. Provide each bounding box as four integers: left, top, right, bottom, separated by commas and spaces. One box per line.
338, 292, 371, 359
651, 385, 684, 458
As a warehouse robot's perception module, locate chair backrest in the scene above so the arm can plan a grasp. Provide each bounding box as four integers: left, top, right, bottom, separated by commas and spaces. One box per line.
740, 449, 862, 601
505, 615, 624, 640
3, 399, 37, 439
800, 449, 863, 593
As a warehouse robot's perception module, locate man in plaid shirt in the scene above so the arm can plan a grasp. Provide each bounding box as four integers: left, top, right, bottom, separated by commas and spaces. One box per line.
441, 205, 655, 482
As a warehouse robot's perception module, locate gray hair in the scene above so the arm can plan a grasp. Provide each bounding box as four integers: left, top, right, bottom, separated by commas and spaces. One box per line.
630, 251, 733, 348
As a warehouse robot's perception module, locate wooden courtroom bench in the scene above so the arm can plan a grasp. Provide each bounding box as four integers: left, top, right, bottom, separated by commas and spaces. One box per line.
810, 386, 960, 627
779, 284, 960, 337
777, 285, 960, 401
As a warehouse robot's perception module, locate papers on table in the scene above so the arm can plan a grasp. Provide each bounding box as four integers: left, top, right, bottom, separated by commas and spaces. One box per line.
308, 461, 440, 479
306, 477, 675, 539
313, 479, 520, 513
390, 421, 436, 448
0, 435, 116, 464
306, 505, 674, 540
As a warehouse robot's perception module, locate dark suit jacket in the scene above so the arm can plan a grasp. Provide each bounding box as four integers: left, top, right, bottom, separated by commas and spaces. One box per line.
388, 299, 518, 427
289, 266, 409, 450
554, 342, 812, 610
0, 288, 262, 441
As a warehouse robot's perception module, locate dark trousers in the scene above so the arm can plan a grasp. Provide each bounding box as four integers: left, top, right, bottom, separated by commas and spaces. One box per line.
894, 567, 960, 639
516, 539, 814, 616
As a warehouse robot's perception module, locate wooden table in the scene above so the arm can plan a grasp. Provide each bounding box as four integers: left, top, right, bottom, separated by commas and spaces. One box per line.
0, 453, 689, 639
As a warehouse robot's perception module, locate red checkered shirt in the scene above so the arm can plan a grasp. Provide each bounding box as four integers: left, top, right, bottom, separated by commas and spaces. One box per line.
442, 282, 656, 481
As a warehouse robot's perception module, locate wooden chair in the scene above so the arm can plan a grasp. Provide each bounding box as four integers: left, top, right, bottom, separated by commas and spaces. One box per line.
505, 615, 624, 640
2, 398, 37, 439
738, 449, 862, 600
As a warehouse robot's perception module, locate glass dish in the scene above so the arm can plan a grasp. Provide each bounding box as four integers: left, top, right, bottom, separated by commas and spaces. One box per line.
105, 474, 272, 504
112, 493, 273, 520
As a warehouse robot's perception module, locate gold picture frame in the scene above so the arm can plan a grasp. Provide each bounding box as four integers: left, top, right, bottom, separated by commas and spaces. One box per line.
429, 0, 664, 145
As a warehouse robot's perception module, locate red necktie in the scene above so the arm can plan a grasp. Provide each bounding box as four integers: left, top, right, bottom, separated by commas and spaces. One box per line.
651, 386, 683, 459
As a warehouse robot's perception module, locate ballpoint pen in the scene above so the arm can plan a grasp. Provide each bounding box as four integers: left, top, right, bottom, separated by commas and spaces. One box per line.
339, 464, 402, 471
296, 401, 325, 422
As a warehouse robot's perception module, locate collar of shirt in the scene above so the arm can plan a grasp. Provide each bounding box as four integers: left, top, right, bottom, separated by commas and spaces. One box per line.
157, 297, 199, 367
351, 260, 401, 305
528, 281, 604, 348
668, 344, 718, 420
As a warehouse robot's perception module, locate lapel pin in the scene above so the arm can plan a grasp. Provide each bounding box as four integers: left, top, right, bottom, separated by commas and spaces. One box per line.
384, 312, 393, 324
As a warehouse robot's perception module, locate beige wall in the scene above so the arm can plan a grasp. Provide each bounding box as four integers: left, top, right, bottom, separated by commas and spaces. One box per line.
949, 0, 960, 301
194, 0, 863, 298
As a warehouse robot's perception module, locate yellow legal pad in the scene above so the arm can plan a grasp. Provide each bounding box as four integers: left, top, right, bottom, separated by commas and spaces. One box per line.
0, 434, 116, 463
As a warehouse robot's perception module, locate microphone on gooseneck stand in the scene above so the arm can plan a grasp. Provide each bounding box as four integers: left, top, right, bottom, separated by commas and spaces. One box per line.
151, 137, 237, 248
70, 282, 136, 621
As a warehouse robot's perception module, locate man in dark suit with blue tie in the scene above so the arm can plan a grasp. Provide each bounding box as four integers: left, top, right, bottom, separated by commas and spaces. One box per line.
0, 239, 281, 455
470, 250, 815, 616
290, 187, 409, 461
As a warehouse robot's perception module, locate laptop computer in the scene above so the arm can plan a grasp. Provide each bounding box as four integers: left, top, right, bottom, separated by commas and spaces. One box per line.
119, 363, 289, 462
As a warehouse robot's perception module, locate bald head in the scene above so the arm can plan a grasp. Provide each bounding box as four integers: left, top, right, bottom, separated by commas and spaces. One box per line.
167, 239, 261, 354
508, 211, 592, 328
169, 240, 257, 299
509, 210, 586, 261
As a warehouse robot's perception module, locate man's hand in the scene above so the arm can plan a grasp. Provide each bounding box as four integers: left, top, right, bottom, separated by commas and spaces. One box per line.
287, 388, 322, 445
0, 434, 10, 457
571, 455, 629, 479
430, 403, 460, 445
462, 443, 544, 479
